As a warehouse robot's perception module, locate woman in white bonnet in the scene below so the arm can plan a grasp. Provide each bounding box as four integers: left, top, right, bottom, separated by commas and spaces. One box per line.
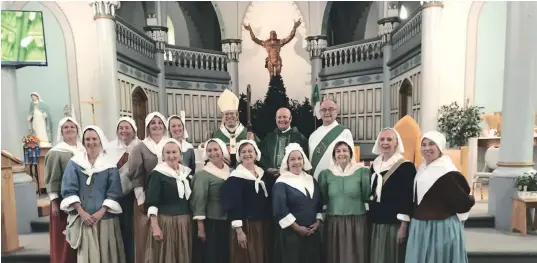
369, 128, 416, 263
107, 116, 140, 263
405, 131, 475, 263
272, 143, 323, 263
190, 138, 232, 263
44, 117, 84, 263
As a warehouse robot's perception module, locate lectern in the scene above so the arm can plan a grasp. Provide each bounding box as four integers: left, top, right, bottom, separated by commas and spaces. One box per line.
1, 150, 23, 253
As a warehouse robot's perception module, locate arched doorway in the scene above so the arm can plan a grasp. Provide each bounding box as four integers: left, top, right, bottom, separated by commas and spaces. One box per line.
399, 79, 413, 119
132, 87, 148, 139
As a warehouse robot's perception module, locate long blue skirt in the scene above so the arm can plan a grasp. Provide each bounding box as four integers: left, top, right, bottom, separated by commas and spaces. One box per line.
405, 215, 468, 263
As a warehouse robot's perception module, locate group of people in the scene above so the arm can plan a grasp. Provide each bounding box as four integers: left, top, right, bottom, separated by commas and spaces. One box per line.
44, 88, 475, 263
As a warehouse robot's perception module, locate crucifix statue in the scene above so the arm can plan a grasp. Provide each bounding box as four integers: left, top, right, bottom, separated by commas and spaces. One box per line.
81, 97, 102, 125
244, 19, 302, 77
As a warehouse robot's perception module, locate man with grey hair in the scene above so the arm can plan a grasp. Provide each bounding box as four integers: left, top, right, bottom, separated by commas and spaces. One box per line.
259, 107, 308, 176
309, 98, 354, 180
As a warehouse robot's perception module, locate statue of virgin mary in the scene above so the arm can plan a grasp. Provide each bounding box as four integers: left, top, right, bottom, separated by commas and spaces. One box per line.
27, 92, 53, 147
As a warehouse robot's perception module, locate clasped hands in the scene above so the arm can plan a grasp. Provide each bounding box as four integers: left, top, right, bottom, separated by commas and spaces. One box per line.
292, 219, 321, 237
78, 207, 106, 226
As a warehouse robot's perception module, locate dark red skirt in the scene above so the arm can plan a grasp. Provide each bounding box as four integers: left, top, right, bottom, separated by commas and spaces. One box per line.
49, 200, 77, 263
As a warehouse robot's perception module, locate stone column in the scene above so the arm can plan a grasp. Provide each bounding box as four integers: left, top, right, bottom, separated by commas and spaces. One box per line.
1, 67, 24, 158
489, 1, 537, 231
89, 1, 121, 138
418, 1, 443, 132
306, 35, 327, 89
145, 1, 168, 116
222, 39, 242, 95
378, 1, 400, 127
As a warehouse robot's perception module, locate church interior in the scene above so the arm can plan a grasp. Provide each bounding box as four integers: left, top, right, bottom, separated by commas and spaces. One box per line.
1, 1, 537, 262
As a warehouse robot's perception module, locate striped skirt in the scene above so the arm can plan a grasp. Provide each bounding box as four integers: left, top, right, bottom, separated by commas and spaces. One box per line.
370, 223, 406, 263
405, 215, 468, 263
324, 215, 369, 263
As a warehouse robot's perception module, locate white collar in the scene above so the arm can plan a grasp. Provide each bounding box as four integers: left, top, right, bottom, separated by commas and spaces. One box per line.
276, 171, 315, 198
370, 153, 406, 202
231, 164, 267, 197
108, 138, 140, 163
203, 161, 230, 180
220, 123, 244, 137
329, 162, 363, 176
153, 162, 192, 200
414, 155, 457, 205
174, 138, 194, 152
279, 127, 291, 133
49, 141, 85, 154
142, 136, 168, 158
70, 151, 117, 185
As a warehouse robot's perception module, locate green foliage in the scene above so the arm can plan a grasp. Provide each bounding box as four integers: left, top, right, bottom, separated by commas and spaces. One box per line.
238, 75, 320, 140
437, 99, 483, 148
515, 169, 537, 191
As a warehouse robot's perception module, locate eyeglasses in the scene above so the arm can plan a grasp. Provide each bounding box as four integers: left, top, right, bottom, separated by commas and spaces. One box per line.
320, 108, 336, 113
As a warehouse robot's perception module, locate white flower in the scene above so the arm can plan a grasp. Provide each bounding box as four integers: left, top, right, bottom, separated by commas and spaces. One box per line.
20, 36, 34, 48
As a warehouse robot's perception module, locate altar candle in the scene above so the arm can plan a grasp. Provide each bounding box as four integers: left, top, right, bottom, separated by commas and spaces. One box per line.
35, 146, 40, 157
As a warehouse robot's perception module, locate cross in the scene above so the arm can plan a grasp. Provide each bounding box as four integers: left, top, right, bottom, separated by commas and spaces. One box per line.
80, 97, 102, 125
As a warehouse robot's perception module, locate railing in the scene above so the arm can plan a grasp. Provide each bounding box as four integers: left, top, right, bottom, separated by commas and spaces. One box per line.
322, 38, 383, 68
391, 7, 422, 51
164, 45, 228, 72
115, 17, 156, 59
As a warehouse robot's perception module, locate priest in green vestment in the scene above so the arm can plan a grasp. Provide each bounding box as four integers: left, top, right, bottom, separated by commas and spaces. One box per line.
259, 107, 308, 176
209, 89, 258, 167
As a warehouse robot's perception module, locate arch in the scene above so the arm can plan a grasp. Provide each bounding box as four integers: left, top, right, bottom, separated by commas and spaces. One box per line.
238, 1, 308, 40
175, 1, 222, 50
322, 1, 376, 46
131, 86, 148, 139
463, 1, 485, 105
211, 1, 226, 37
399, 78, 413, 119
10, 1, 81, 122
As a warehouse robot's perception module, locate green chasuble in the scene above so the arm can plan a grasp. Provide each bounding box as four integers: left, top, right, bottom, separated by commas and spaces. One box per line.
259, 127, 309, 169
318, 167, 371, 216
210, 124, 260, 153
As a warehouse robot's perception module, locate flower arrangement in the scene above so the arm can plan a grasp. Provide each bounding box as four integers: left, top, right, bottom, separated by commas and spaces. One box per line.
515, 169, 537, 200
437, 99, 483, 148
22, 134, 40, 148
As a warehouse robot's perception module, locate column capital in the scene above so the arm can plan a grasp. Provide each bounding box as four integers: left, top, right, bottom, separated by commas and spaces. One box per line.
144, 25, 168, 52
306, 35, 327, 59
421, 1, 444, 9
221, 39, 242, 62
89, 1, 120, 20
377, 17, 400, 44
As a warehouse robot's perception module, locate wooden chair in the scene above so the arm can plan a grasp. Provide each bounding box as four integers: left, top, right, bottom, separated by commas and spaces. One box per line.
472, 146, 499, 200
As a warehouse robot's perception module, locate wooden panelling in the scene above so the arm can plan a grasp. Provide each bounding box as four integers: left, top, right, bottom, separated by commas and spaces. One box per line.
389, 67, 422, 126
117, 73, 159, 118
323, 84, 382, 143
167, 89, 222, 146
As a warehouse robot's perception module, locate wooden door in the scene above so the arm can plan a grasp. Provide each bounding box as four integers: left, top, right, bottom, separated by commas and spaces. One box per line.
132, 87, 148, 139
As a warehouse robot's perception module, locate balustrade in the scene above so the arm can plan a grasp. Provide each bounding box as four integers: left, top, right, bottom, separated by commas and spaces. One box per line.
164, 45, 228, 72
321, 38, 383, 69
115, 17, 156, 59
391, 8, 423, 51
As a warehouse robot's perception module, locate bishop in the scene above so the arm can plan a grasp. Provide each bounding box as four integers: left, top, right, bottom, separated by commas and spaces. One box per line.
209, 89, 258, 167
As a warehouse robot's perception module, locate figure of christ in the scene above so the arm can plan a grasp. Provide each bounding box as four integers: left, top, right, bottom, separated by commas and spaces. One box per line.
244, 19, 302, 77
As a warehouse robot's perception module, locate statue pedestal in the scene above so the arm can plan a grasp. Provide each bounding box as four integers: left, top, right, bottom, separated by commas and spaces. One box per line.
25, 146, 50, 193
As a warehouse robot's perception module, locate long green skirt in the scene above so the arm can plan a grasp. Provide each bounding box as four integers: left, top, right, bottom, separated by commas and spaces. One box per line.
405, 215, 468, 263
370, 223, 406, 263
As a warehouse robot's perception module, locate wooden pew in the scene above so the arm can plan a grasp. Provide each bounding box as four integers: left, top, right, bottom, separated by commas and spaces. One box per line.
1, 150, 24, 253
